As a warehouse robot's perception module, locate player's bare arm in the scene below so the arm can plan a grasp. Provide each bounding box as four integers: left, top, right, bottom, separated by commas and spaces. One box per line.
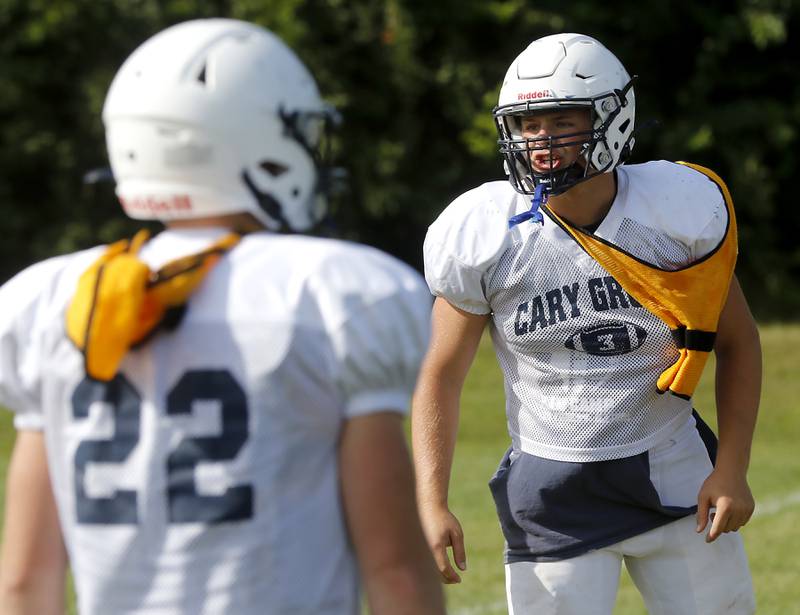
696, 275, 761, 542
0, 431, 67, 615
411, 297, 488, 584
339, 412, 445, 615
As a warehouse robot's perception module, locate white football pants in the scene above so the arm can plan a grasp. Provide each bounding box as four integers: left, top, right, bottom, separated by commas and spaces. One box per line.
505, 416, 755, 615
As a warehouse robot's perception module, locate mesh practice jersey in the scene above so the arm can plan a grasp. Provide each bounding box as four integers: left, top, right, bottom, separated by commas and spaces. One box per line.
0, 228, 432, 615
424, 161, 728, 462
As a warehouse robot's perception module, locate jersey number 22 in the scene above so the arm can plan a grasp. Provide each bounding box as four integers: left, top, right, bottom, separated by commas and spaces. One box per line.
72, 370, 253, 525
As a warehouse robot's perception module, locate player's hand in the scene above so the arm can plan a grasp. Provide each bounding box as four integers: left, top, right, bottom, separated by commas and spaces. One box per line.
418, 505, 467, 584
696, 467, 755, 543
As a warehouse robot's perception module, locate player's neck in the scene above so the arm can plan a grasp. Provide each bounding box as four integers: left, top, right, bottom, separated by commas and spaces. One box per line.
167, 212, 266, 234
546, 171, 617, 229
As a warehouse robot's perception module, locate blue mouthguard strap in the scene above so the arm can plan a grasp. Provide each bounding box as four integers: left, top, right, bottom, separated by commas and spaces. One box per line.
508, 183, 548, 229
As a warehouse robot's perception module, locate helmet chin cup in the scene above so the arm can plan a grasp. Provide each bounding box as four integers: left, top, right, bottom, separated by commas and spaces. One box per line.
532, 163, 588, 196
493, 33, 635, 197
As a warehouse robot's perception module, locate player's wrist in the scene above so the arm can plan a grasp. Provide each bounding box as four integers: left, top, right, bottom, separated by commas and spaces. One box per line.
416, 494, 451, 513
709, 459, 751, 481
714, 444, 752, 475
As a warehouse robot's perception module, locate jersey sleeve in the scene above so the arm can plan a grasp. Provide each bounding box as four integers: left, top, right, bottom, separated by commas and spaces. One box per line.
0, 257, 70, 430
423, 185, 513, 314
691, 181, 729, 261
315, 248, 433, 418
616, 162, 732, 266
665, 162, 730, 261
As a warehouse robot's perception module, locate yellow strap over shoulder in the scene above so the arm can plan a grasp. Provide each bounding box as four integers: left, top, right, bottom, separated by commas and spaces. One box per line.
66, 230, 240, 382
544, 162, 737, 399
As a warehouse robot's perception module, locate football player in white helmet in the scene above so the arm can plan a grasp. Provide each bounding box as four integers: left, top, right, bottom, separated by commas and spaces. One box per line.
0, 18, 445, 615
413, 33, 760, 614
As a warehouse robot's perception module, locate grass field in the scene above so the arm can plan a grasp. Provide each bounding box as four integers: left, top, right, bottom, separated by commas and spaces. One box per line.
0, 324, 798, 614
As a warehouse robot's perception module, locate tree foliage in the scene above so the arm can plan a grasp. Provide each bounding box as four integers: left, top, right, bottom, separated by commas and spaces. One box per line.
0, 0, 798, 318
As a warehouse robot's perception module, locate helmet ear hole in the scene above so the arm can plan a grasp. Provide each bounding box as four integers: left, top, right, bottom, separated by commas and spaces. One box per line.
260, 161, 288, 177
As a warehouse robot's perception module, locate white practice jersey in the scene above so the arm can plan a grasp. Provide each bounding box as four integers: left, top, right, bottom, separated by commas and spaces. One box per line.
425, 161, 728, 462
0, 228, 432, 615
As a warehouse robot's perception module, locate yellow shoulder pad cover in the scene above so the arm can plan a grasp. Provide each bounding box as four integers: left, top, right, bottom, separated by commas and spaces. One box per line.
544, 162, 737, 399
66, 231, 239, 381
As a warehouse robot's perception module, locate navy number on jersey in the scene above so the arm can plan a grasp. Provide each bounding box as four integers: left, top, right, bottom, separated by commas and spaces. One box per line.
167, 370, 253, 522
73, 375, 140, 524
72, 370, 253, 525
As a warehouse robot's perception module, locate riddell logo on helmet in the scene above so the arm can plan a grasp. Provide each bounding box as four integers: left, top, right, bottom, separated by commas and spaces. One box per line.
518, 90, 553, 101
120, 195, 193, 214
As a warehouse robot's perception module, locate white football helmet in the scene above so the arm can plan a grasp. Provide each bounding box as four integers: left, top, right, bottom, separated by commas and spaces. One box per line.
493, 33, 635, 196
103, 18, 339, 231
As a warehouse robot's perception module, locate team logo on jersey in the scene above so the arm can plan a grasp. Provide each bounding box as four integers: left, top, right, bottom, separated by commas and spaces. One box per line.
564, 320, 647, 356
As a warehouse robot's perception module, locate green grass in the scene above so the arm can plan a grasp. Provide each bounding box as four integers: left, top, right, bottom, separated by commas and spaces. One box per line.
1, 324, 798, 613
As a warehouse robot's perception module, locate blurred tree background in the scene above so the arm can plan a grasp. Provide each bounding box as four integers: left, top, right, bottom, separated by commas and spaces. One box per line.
0, 0, 797, 318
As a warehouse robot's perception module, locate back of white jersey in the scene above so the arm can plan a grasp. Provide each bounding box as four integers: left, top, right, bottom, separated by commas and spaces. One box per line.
0, 229, 431, 614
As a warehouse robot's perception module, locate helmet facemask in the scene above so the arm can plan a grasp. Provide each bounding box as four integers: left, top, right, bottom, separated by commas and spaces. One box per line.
244, 104, 342, 231
281, 104, 345, 225
493, 79, 635, 197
